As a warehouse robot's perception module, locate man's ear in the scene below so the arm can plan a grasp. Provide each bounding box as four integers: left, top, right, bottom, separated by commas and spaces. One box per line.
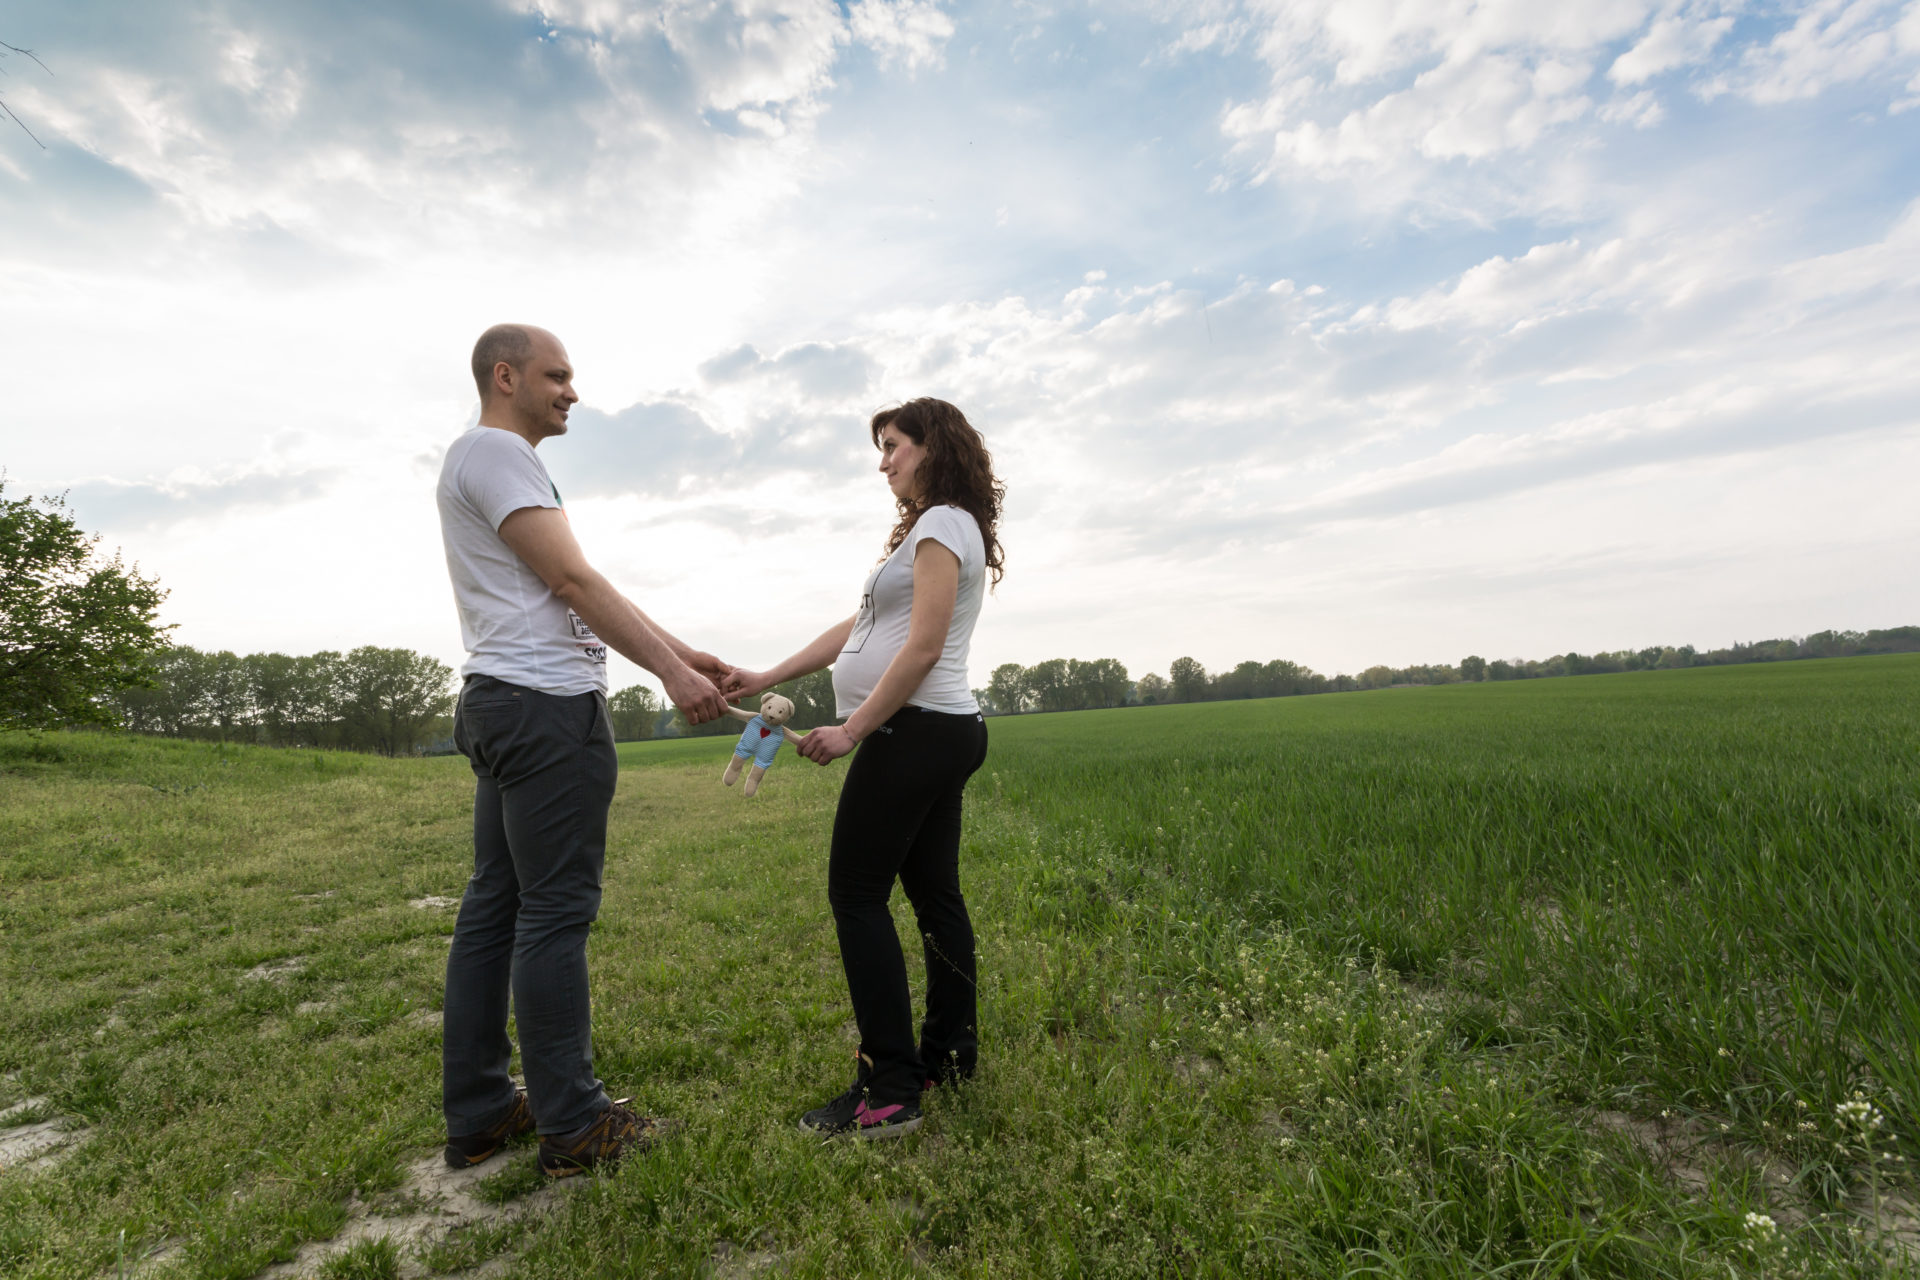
493, 361, 516, 399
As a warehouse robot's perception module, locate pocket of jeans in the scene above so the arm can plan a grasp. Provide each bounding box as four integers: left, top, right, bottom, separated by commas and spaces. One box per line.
459, 697, 525, 750
462, 696, 523, 715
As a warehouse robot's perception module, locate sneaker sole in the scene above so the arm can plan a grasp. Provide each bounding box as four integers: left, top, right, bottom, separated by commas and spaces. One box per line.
799, 1114, 923, 1140
856, 1116, 922, 1140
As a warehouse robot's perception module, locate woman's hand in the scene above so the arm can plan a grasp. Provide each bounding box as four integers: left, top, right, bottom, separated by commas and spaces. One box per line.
798, 723, 857, 764
721, 668, 770, 701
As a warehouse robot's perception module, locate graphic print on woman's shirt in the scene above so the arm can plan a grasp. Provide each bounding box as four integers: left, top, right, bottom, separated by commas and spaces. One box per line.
831, 505, 986, 717
842, 559, 892, 656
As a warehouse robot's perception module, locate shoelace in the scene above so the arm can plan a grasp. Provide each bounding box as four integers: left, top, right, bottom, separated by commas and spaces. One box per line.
602, 1101, 640, 1142
556, 1101, 638, 1153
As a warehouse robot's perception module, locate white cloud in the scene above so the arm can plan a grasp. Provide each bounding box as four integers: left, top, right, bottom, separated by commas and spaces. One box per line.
1200, 0, 1920, 221
1608, 13, 1734, 85
1598, 88, 1665, 126
3, 1, 880, 267
847, 0, 956, 71
655, 0, 845, 112
59, 467, 336, 532
1707, 0, 1919, 103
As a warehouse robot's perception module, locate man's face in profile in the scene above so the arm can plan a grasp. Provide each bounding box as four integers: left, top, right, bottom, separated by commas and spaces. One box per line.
512, 330, 578, 439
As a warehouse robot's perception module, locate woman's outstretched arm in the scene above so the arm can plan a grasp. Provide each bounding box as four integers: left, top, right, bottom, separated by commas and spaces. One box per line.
722, 615, 855, 701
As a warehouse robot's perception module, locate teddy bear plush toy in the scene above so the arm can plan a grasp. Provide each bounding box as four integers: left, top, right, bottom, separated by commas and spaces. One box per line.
721, 692, 808, 797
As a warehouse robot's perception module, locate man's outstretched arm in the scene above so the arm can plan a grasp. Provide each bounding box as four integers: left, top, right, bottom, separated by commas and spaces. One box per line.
498, 505, 727, 724
620, 598, 730, 684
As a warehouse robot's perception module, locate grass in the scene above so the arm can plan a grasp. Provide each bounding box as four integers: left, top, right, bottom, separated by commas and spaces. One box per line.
986, 657, 1920, 1159
0, 657, 1914, 1277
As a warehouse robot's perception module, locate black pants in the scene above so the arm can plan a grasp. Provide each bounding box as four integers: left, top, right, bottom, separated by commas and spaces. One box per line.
444, 676, 617, 1138
828, 706, 989, 1104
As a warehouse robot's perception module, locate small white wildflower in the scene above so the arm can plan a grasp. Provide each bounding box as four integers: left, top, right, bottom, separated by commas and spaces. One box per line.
1744, 1212, 1777, 1238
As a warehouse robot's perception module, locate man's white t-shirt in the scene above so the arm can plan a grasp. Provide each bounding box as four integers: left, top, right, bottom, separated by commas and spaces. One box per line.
833, 504, 985, 717
437, 426, 607, 696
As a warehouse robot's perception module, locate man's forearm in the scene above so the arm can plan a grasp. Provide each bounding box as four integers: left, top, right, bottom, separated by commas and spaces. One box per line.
556, 570, 687, 679
626, 600, 699, 665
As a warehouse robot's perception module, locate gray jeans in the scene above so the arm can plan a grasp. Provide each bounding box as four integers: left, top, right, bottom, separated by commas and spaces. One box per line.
444, 675, 617, 1138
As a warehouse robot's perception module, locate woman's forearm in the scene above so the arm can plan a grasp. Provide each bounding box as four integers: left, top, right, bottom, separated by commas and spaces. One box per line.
759, 617, 855, 689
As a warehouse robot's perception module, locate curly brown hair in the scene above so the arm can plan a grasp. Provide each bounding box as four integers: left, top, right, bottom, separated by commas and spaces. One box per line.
873, 398, 1006, 588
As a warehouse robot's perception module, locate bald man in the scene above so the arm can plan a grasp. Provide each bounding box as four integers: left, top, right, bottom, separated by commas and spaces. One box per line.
436, 324, 728, 1176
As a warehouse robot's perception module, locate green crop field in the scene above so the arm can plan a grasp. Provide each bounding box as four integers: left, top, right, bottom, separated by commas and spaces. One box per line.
2, 657, 1915, 1278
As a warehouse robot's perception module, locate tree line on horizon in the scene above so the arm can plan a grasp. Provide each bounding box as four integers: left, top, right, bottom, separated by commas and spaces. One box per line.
975, 626, 1920, 716
42, 625, 1920, 754
106, 645, 458, 757
92, 649, 824, 752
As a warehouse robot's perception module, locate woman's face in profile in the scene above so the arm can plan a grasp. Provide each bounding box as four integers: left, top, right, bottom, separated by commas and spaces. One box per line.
877, 424, 926, 501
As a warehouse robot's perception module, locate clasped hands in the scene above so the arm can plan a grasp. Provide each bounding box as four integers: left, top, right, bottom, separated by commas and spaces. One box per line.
720, 668, 856, 765
668, 658, 854, 764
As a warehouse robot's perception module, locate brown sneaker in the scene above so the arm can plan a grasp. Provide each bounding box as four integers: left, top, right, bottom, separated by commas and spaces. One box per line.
537, 1099, 674, 1177
443, 1088, 534, 1169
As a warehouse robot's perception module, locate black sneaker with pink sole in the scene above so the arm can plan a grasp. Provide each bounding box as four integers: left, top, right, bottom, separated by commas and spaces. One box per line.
799, 1066, 923, 1140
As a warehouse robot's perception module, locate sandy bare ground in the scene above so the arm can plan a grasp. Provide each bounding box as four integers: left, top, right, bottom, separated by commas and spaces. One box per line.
256, 1149, 570, 1279
0, 1097, 90, 1174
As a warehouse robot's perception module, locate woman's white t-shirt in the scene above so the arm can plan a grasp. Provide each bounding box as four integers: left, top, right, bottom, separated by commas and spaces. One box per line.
833, 505, 985, 717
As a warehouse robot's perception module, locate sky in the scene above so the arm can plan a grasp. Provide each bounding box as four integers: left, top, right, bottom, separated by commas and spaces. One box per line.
3, 0, 1918, 697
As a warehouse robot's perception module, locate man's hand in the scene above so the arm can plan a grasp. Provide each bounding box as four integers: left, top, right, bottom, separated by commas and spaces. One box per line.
721, 669, 772, 701
798, 723, 856, 765
664, 662, 728, 726
685, 649, 734, 685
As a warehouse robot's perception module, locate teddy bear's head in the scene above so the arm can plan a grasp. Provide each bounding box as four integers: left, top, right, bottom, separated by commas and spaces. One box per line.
758, 692, 795, 727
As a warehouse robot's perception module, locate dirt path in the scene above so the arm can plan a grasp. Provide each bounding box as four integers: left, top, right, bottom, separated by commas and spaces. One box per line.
256, 1150, 570, 1279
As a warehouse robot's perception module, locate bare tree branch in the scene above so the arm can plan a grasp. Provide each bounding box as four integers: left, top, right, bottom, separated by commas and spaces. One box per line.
1, 41, 52, 149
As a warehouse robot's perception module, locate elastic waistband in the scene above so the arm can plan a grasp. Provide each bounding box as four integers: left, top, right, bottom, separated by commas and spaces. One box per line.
887, 705, 985, 725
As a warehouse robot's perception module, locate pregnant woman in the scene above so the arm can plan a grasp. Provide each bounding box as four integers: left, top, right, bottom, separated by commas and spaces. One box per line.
725, 397, 1004, 1138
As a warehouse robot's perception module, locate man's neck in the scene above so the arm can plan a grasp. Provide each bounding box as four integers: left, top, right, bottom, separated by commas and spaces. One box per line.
477, 413, 543, 450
